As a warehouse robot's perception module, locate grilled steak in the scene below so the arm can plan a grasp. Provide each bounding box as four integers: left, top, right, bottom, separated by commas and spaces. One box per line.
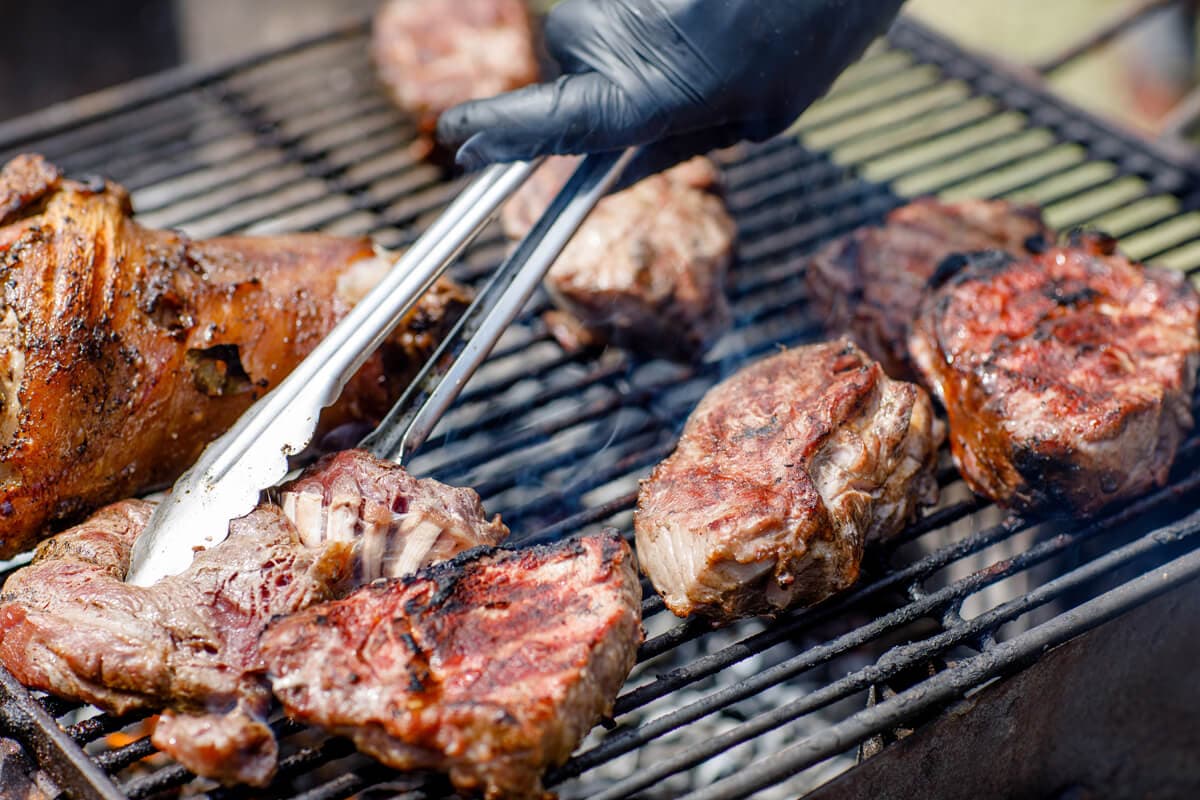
0, 450, 507, 786
0, 154, 470, 558
372, 0, 540, 136
806, 198, 1053, 379
909, 233, 1200, 515
501, 156, 737, 361
260, 531, 643, 799
635, 339, 940, 622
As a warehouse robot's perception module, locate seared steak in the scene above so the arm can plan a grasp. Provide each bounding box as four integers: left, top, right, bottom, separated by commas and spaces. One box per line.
635, 339, 940, 622
260, 531, 642, 799
0, 450, 507, 786
909, 233, 1200, 515
501, 156, 737, 361
372, 0, 540, 136
0, 154, 470, 557
806, 198, 1053, 379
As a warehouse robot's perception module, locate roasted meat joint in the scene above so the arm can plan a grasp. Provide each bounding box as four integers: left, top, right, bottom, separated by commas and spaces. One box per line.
0, 153, 469, 557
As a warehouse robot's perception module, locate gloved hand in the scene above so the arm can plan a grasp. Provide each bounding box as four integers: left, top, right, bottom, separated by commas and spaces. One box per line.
437, 0, 906, 185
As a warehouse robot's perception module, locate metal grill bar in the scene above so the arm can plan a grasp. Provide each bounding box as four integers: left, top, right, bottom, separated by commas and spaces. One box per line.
682, 537, 1200, 800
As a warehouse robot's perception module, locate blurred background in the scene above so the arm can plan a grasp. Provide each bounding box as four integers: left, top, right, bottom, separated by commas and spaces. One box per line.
0, 0, 1197, 139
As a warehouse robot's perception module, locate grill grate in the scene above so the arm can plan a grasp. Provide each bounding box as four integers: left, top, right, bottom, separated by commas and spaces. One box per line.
2, 14, 1200, 800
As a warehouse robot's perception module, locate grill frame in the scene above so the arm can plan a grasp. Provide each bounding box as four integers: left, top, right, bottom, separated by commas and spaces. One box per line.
1, 12, 1200, 800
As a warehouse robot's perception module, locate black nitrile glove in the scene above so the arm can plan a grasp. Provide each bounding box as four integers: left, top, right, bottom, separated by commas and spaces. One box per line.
437, 0, 906, 185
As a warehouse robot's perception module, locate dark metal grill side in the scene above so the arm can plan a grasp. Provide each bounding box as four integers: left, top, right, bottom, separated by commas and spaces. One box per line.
1, 13, 1200, 800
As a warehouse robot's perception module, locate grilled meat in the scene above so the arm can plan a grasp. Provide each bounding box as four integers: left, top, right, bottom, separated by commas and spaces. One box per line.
635, 339, 940, 622
806, 198, 1053, 379
278, 449, 509, 582
0, 154, 470, 558
909, 233, 1200, 515
501, 156, 737, 361
0, 449, 507, 786
261, 531, 642, 799
372, 0, 540, 136
0, 501, 346, 786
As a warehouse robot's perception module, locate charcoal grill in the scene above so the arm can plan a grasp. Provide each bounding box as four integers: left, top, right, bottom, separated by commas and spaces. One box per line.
2, 8, 1200, 800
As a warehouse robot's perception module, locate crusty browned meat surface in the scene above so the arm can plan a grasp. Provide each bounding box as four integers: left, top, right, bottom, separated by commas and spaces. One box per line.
635, 339, 940, 622
372, 0, 540, 136
0, 154, 470, 558
0, 501, 347, 786
261, 531, 642, 800
501, 156, 737, 361
909, 233, 1200, 516
806, 198, 1053, 380
0, 450, 506, 786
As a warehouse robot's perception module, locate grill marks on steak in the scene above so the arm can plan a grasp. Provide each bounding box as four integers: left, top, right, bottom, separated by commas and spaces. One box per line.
501, 156, 737, 361
635, 339, 940, 622
0, 451, 507, 786
372, 0, 540, 136
0, 153, 470, 558
910, 233, 1200, 515
806, 198, 1053, 380
260, 532, 643, 800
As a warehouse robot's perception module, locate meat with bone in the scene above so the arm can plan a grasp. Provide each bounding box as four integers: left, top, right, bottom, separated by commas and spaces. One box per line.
501, 156, 737, 361
909, 233, 1200, 515
260, 531, 642, 800
277, 448, 509, 582
372, 0, 540, 136
0, 154, 470, 558
806, 198, 1053, 380
635, 339, 941, 622
0, 449, 507, 786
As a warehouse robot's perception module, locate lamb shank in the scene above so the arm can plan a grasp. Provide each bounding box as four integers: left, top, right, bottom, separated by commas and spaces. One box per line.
0, 154, 469, 557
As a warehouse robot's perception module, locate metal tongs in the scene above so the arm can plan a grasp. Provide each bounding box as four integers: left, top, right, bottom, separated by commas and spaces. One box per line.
126, 149, 636, 586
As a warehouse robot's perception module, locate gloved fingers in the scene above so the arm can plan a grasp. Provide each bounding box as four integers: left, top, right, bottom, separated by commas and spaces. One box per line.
437, 72, 668, 169
611, 114, 799, 192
